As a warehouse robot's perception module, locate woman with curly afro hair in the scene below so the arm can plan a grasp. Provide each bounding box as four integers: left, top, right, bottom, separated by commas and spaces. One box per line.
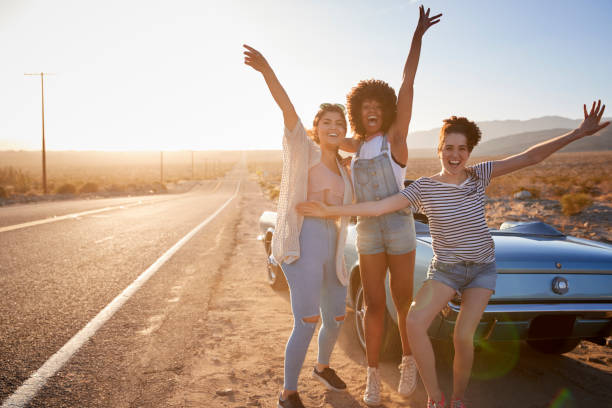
336, 6, 441, 405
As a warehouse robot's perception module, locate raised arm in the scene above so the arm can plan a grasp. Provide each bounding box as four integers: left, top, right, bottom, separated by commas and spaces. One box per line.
388, 6, 442, 164
491, 100, 609, 178
297, 193, 408, 218
243, 44, 298, 130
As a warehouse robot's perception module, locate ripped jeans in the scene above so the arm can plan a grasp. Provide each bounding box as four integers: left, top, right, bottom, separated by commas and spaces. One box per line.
281, 217, 347, 391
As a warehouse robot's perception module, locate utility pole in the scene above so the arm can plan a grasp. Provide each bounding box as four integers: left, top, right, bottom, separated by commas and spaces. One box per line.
191, 151, 194, 180
160, 151, 164, 184
25, 72, 53, 194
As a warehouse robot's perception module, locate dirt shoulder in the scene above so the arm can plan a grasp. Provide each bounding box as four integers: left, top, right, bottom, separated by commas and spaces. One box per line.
166, 178, 612, 408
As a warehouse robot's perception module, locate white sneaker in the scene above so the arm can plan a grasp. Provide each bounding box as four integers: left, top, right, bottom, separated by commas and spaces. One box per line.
363, 366, 382, 406
397, 354, 418, 396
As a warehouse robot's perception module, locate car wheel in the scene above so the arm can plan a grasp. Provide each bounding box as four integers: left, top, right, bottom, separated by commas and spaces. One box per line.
267, 256, 287, 290
526, 338, 581, 354
264, 233, 287, 291
354, 281, 402, 360
354, 284, 367, 351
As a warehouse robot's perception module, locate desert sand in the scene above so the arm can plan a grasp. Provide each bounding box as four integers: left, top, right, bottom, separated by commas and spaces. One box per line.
162, 176, 612, 408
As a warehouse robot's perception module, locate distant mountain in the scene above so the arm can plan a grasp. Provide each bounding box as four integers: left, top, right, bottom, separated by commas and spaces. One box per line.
472, 126, 612, 157
408, 116, 611, 149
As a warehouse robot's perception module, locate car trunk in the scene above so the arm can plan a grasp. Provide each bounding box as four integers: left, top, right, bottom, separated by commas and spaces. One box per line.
418, 234, 612, 303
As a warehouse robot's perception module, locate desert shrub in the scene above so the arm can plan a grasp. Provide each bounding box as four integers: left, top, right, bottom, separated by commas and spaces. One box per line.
268, 186, 280, 202
56, 183, 77, 194
106, 184, 126, 193
560, 193, 593, 216
0, 166, 34, 193
550, 185, 568, 197
79, 182, 99, 193
151, 182, 167, 193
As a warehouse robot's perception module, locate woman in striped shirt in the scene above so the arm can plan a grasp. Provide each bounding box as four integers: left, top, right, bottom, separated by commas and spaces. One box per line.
297, 101, 609, 408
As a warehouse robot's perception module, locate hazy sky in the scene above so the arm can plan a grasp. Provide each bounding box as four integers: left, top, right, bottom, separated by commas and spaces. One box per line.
1, 0, 611, 151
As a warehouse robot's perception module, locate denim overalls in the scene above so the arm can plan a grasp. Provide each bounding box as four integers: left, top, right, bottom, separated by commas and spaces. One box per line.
353, 135, 416, 255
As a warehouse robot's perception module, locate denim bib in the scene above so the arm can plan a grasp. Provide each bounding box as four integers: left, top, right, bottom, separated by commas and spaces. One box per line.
352, 135, 416, 255
353, 135, 401, 204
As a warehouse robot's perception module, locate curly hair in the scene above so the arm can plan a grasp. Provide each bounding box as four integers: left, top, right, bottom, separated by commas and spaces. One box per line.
438, 116, 482, 152
346, 79, 397, 139
308, 104, 347, 144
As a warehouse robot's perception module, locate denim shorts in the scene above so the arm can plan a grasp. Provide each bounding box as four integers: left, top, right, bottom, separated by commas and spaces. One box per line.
356, 211, 416, 255
426, 260, 497, 293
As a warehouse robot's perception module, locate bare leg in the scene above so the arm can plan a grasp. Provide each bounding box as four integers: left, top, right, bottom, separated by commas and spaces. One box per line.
387, 250, 416, 356
406, 280, 456, 402
451, 288, 493, 401
359, 252, 388, 367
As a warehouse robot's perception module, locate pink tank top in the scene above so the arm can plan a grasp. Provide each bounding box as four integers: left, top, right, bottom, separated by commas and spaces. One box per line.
307, 162, 345, 205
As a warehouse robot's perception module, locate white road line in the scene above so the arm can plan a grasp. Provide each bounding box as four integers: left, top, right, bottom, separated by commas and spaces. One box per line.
94, 236, 114, 244
1, 181, 241, 408
0, 200, 146, 233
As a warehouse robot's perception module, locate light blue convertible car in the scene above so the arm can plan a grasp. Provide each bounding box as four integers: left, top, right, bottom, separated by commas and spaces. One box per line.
258, 203, 612, 356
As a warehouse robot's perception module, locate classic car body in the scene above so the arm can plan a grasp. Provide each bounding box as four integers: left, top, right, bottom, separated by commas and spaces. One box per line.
258, 210, 612, 355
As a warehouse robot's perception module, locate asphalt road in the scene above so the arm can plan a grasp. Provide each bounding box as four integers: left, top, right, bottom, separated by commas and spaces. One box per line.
3, 165, 612, 408
0, 167, 246, 407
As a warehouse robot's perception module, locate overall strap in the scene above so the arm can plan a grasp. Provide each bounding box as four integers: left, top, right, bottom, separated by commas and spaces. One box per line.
380, 134, 389, 153
355, 140, 364, 158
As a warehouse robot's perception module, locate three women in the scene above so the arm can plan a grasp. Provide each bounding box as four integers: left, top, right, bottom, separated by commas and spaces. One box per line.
245, 5, 609, 408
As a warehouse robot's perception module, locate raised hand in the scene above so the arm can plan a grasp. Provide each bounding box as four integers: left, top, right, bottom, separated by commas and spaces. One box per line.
416, 5, 442, 35
578, 100, 610, 137
296, 201, 330, 218
243, 44, 272, 74
491, 99, 610, 179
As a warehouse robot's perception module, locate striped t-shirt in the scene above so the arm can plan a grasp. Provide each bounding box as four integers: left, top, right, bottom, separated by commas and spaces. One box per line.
400, 162, 495, 263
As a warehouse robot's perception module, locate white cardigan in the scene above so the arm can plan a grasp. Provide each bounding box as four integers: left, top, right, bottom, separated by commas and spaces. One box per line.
271, 119, 354, 286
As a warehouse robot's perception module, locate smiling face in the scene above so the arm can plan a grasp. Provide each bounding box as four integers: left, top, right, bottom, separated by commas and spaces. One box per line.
438, 132, 471, 175
360, 99, 383, 136
316, 110, 347, 149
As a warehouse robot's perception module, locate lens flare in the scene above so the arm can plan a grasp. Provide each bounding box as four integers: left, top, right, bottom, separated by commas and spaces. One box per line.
471, 314, 521, 380
549, 388, 574, 408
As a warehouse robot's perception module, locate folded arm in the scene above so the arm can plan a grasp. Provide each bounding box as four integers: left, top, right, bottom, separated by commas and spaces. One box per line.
243, 44, 298, 130
492, 100, 609, 178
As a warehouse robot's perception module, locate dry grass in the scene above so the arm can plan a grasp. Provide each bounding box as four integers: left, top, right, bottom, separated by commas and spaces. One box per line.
248, 151, 611, 201
246, 150, 282, 203
560, 193, 594, 216
247, 150, 612, 242
0, 150, 239, 198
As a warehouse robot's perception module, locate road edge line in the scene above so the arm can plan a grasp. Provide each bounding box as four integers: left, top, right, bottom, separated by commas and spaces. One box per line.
1, 181, 241, 408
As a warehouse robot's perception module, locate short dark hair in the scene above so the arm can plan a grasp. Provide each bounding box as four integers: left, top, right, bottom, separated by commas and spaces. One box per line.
346, 79, 397, 139
438, 116, 482, 152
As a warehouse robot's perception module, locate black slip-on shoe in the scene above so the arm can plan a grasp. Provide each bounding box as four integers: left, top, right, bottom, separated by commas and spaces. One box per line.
278, 392, 306, 408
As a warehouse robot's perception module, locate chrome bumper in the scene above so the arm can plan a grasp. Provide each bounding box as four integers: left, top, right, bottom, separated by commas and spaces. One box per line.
448, 302, 612, 315
434, 301, 612, 341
